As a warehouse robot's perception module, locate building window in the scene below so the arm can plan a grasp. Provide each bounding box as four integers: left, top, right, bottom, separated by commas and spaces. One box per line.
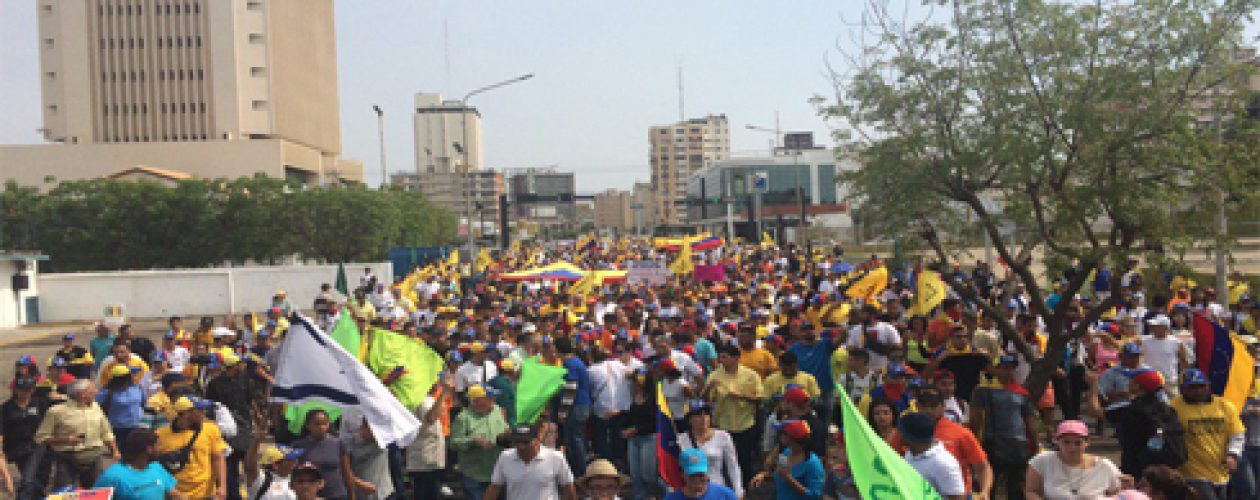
250, 66, 265, 77
43, 38, 53, 48
42, 3, 52, 13
47, 104, 58, 114
247, 1, 262, 10
251, 100, 267, 110
249, 33, 265, 44
197, 69, 204, 80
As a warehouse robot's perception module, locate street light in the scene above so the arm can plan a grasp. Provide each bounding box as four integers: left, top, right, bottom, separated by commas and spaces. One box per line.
372, 105, 387, 188
747, 123, 810, 245
458, 73, 534, 260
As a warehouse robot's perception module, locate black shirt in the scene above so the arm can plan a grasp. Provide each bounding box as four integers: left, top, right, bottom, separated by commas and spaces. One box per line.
0, 398, 47, 461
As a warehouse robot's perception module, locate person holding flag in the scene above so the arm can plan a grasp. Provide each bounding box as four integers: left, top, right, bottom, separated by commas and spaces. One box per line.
897, 412, 966, 499
1172, 369, 1246, 499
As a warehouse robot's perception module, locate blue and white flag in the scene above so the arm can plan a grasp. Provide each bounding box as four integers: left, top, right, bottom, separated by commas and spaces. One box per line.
271, 314, 420, 447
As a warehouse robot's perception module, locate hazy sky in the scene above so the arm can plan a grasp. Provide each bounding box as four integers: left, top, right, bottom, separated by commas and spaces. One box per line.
0, 1, 880, 191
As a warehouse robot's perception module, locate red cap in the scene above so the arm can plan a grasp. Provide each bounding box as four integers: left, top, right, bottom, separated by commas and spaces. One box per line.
781, 420, 811, 441
681, 345, 696, 357
783, 386, 810, 406
1132, 369, 1165, 394
657, 358, 678, 373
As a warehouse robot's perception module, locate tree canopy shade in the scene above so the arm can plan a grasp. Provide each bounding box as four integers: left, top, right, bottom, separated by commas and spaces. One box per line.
818, 0, 1260, 398
0, 175, 458, 272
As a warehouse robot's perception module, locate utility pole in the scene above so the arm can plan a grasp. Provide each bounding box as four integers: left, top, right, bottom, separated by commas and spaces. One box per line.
1215, 95, 1230, 316
372, 105, 387, 187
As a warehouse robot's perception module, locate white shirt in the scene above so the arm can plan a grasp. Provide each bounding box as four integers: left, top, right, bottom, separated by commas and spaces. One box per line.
406, 396, 445, 471
678, 430, 744, 497
846, 322, 902, 370
455, 359, 499, 392
588, 360, 622, 416
660, 378, 690, 419
490, 447, 575, 500
1140, 335, 1184, 386
1028, 451, 1121, 498
904, 442, 966, 497
163, 346, 190, 373
612, 358, 643, 412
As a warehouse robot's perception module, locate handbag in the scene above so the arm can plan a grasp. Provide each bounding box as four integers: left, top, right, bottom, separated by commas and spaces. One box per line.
157, 423, 203, 474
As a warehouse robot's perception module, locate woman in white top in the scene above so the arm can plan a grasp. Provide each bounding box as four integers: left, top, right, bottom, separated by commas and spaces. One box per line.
1025, 420, 1123, 500
677, 402, 743, 497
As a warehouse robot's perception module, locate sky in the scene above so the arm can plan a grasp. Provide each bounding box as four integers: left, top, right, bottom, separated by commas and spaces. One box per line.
0, 1, 882, 192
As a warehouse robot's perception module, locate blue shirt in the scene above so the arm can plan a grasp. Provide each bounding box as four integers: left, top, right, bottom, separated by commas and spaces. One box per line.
97, 385, 145, 429
93, 461, 176, 500
788, 339, 835, 390
90, 335, 116, 369
775, 450, 825, 500
664, 482, 739, 500
563, 356, 593, 407
693, 338, 718, 372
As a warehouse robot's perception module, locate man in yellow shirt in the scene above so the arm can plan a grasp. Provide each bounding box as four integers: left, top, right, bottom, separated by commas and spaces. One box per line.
156, 396, 228, 499
762, 352, 821, 400
737, 328, 777, 379
702, 345, 763, 489
34, 379, 120, 489
1171, 369, 1245, 498
97, 341, 149, 387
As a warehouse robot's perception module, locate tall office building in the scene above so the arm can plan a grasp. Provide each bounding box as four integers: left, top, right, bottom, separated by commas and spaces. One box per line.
1, 0, 361, 187
413, 93, 483, 174
593, 189, 634, 233
648, 114, 729, 225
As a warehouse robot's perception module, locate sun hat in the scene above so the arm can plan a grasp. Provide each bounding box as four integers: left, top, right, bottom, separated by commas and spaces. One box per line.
576, 458, 631, 489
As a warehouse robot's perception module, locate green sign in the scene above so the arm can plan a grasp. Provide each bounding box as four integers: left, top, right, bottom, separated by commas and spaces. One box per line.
836, 386, 942, 500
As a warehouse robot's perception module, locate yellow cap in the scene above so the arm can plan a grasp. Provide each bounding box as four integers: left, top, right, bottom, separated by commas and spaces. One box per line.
467, 385, 488, 399
276, 289, 287, 296
171, 396, 209, 413
220, 352, 241, 366
470, 342, 486, 353
108, 364, 132, 378
500, 359, 517, 372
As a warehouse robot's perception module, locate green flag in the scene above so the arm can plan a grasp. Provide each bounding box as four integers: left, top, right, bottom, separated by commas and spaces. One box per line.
329, 311, 361, 357
516, 357, 568, 425
335, 262, 349, 296
366, 329, 444, 410
284, 400, 344, 435
837, 387, 942, 500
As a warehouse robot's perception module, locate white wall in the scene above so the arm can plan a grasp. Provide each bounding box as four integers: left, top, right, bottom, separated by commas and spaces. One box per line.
38, 262, 391, 322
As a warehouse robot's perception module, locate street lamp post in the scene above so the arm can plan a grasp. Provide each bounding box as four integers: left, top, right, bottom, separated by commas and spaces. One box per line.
457, 73, 534, 260
372, 105, 387, 188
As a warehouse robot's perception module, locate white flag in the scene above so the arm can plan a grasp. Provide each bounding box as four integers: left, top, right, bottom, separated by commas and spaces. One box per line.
271, 314, 420, 447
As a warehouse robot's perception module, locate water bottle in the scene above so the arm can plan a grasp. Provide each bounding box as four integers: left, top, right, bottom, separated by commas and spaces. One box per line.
1146, 428, 1164, 453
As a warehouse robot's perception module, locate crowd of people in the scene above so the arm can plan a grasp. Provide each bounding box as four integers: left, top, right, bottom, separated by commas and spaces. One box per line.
0, 238, 1258, 500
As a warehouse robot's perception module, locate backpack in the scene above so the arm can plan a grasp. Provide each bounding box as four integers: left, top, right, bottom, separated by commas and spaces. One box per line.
1144, 401, 1188, 468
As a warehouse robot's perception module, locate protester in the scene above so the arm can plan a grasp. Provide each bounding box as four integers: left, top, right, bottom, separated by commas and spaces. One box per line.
620, 369, 660, 500
97, 363, 146, 444
93, 428, 182, 499
1171, 369, 1245, 499
890, 387, 991, 499
577, 458, 630, 500
970, 354, 1038, 500
291, 408, 359, 500
702, 344, 762, 485
291, 462, 326, 500
155, 396, 227, 499
485, 424, 578, 500
35, 379, 119, 489
1138, 464, 1199, 500
751, 419, 825, 500
244, 423, 304, 499
897, 412, 967, 499
678, 402, 743, 496
450, 384, 510, 500
1105, 368, 1186, 477
1025, 420, 1124, 499
665, 448, 739, 500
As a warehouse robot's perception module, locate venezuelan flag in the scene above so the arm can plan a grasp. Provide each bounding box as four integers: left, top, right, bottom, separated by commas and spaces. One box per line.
1191, 312, 1257, 410
690, 236, 723, 251
656, 383, 684, 489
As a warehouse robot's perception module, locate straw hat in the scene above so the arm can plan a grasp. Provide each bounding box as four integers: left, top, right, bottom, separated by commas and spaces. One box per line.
576, 459, 630, 489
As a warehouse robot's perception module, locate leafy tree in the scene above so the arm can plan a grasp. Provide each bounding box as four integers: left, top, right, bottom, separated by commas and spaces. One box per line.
819, 0, 1260, 398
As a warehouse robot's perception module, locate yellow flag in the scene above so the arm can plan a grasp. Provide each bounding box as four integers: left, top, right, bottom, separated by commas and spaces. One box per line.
670, 237, 695, 276
761, 232, 775, 248
476, 248, 493, 273
846, 266, 889, 302
446, 249, 460, 266
570, 271, 598, 298
908, 271, 946, 316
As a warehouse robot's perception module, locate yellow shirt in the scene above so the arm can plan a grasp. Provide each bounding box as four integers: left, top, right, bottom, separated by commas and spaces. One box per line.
706, 365, 763, 432
739, 348, 778, 379
351, 301, 377, 321
763, 371, 821, 399
156, 421, 226, 498
830, 346, 849, 380
1228, 280, 1250, 305
1171, 396, 1245, 484
34, 400, 115, 452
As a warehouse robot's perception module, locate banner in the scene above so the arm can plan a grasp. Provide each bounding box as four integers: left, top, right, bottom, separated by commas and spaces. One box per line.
837, 387, 942, 500
516, 357, 568, 425
693, 265, 726, 282
626, 260, 670, 286
846, 265, 889, 302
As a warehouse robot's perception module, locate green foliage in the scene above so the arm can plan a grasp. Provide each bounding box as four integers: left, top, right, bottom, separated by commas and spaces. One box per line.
0, 176, 457, 271
818, 0, 1260, 397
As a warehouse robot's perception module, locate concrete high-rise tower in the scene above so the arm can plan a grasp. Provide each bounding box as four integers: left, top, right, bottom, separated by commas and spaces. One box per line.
648, 114, 729, 225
